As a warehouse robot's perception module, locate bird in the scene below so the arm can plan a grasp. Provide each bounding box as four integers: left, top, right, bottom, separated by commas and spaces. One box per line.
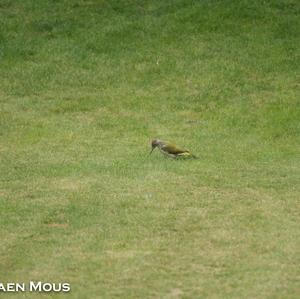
149, 139, 197, 159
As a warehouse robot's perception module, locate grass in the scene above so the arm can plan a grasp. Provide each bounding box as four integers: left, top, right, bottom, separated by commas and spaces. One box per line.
1, 0, 300, 298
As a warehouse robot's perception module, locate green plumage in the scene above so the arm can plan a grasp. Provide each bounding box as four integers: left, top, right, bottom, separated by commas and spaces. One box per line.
150, 139, 197, 159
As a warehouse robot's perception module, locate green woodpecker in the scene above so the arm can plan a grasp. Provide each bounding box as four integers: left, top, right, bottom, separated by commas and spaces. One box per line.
150, 139, 197, 158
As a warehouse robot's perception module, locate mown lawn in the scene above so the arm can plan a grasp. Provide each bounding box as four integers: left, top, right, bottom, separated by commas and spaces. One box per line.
1, 1, 300, 298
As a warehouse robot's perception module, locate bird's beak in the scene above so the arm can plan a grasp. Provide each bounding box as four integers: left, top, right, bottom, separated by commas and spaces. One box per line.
149, 147, 155, 155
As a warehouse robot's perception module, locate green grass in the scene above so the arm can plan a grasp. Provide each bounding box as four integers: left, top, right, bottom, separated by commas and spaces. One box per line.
1, 0, 300, 298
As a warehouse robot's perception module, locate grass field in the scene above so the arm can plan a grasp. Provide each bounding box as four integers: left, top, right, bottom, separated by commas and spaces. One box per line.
1, 0, 300, 298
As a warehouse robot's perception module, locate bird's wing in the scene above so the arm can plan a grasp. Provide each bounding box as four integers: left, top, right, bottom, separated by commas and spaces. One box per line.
162, 143, 189, 155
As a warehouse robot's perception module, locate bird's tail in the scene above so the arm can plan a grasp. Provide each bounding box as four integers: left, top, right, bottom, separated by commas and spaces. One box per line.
178, 152, 198, 159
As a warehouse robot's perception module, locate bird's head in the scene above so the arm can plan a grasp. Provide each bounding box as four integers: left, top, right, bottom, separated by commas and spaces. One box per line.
150, 139, 160, 155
